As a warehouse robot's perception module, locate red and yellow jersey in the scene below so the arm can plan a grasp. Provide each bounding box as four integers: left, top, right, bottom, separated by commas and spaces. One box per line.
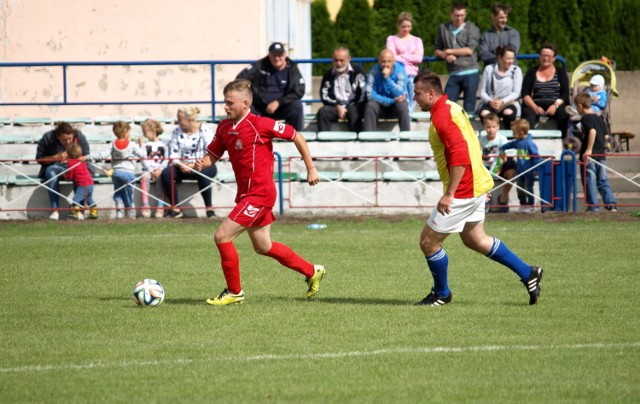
206, 112, 296, 206
429, 95, 493, 198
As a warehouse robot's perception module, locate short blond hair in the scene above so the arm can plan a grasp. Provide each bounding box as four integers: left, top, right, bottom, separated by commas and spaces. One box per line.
141, 118, 164, 135
177, 106, 201, 121
66, 143, 83, 159
223, 79, 253, 102
511, 119, 530, 137
112, 121, 131, 138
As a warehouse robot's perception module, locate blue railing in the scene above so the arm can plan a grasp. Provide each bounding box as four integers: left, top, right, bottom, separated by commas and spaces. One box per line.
0, 54, 565, 114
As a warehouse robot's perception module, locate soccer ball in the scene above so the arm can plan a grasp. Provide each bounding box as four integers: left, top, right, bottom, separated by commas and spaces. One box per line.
132, 279, 165, 307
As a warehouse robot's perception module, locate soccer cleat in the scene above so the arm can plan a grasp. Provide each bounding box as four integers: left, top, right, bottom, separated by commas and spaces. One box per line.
415, 289, 452, 306
525, 266, 544, 305
206, 289, 244, 306
305, 265, 326, 299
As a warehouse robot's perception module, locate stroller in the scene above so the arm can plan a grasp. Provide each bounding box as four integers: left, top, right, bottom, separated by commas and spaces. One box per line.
567, 58, 619, 152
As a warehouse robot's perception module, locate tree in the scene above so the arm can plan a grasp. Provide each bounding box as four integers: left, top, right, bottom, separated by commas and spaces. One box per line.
529, 0, 583, 70
613, 0, 640, 70
335, 0, 376, 60
311, 0, 337, 75
580, 0, 614, 61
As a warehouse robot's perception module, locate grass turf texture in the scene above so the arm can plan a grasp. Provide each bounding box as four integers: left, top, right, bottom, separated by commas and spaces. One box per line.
1, 217, 639, 402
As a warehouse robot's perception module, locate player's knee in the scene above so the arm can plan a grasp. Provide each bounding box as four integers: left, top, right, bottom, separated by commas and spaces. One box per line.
419, 238, 439, 256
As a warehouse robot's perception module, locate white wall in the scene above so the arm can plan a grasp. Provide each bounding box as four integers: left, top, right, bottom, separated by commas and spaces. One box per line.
0, 0, 311, 119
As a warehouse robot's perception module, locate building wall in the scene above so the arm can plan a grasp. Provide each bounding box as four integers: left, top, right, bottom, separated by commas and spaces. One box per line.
0, 0, 311, 119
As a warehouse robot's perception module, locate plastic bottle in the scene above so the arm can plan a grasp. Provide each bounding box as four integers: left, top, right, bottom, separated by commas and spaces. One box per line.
306, 223, 327, 230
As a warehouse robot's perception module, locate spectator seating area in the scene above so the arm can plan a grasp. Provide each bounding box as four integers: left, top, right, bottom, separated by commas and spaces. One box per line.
0, 117, 566, 218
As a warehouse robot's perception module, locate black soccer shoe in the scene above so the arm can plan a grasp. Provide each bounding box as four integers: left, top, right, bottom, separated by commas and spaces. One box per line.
415, 290, 452, 306
525, 266, 544, 305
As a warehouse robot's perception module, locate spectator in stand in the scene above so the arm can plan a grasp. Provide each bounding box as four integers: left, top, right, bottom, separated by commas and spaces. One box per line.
363, 48, 410, 132
86, 121, 147, 219
477, 45, 522, 129
236, 42, 306, 131
574, 92, 617, 212
139, 119, 168, 218
35, 121, 91, 220
478, 3, 521, 65
479, 113, 516, 212
566, 74, 609, 118
521, 42, 570, 138
161, 106, 217, 218
64, 143, 97, 220
499, 119, 542, 213
434, 2, 481, 115
316, 47, 366, 132
386, 11, 424, 113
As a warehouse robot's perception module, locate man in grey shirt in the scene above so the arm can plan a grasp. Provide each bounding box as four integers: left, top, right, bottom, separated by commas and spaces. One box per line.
478, 3, 521, 65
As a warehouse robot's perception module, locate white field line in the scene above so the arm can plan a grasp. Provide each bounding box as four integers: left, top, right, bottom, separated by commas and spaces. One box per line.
2, 342, 639, 374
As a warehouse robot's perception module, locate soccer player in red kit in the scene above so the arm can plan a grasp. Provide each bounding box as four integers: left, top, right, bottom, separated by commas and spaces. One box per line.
195, 79, 325, 305
412, 71, 542, 306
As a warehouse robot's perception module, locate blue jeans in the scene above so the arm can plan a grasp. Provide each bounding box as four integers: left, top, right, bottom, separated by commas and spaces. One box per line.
43, 163, 67, 209
581, 159, 616, 211
517, 175, 535, 206
444, 72, 480, 114
72, 185, 95, 207
111, 170, 136, 208
407, 75, 416, 113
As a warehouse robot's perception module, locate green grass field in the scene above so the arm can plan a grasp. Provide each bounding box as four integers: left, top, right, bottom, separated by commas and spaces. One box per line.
1, 216, 639, 402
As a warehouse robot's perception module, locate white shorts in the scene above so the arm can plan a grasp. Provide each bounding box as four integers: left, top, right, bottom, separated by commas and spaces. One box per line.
427, 194, 486, 233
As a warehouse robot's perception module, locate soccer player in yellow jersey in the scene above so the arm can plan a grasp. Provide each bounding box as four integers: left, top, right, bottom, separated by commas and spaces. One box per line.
412, 71, 543, 306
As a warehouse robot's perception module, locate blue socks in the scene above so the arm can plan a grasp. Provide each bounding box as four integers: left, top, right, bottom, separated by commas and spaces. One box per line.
426, 247, 450, 297
486, 238, 532, 281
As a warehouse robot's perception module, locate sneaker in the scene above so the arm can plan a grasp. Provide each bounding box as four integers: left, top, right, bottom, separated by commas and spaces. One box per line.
155, 208, 164, 218
606, 205, 618, 213
168, 209, 183, 219
519, 206, 535, 214
205, 289, 245, 306
306, 265, 326, 298
525, 266, 544, 305
141, 207, 151, 218
116, 210, 125, 219
49, 211, 59, 221
70, 206, 84, 220
206, 209, 216, 218
89, 205, 99, 219
415, 289, 452, 306
565, 105, 579, 117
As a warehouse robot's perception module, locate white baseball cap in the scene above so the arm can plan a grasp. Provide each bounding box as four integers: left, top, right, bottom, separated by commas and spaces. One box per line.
589, 74, 605, 87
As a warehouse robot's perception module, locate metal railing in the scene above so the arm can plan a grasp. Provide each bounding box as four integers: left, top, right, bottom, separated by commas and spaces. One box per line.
0, 54, 565, 113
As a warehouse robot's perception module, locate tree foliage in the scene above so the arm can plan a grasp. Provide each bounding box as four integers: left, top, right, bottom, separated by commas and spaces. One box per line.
311, 0, 337, 75
312, 0, 639, 71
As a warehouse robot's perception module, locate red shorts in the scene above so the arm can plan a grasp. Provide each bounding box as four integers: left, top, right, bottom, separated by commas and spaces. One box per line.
228, 199, 275, 227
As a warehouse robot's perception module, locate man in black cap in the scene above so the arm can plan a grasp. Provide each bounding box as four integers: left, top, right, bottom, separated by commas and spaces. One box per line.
236, 42, 306, 130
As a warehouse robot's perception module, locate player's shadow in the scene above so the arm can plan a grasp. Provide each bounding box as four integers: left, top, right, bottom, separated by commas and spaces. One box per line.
273, 296, 411, 306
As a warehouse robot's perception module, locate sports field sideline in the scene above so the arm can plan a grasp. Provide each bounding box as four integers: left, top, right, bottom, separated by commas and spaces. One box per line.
1, 214, 638, 402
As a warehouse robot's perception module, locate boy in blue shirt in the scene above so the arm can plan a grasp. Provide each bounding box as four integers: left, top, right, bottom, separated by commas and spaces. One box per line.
500, 119, 541, 213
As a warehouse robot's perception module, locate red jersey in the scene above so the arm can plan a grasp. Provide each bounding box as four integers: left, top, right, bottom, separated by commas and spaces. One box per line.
206, 112, 296, 206
64, 159, 94, 186
429, 95, 493, 198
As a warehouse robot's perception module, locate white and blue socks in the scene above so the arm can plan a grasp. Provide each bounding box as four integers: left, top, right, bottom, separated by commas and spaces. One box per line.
426, 247, 451, 298
486, 237, 532, 281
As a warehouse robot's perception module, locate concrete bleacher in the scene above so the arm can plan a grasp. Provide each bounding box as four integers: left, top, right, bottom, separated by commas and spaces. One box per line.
0, 116, 571, 219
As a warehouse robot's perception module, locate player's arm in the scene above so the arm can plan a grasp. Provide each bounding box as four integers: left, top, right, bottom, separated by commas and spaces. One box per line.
583, 128, 596, 162
292, 133, 319, 185
439, 165, 465, 215
195, 153, 219, 171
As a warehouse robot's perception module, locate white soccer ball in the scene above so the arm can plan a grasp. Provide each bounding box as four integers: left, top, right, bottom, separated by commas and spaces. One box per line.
132, 279, 165, 307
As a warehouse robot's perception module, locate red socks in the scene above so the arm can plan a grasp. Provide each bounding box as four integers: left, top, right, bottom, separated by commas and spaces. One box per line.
216, 242, 242, 294
264, 242, 314, 278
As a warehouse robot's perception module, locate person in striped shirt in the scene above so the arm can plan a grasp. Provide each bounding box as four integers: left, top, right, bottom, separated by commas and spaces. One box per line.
412, 71, 543, 306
